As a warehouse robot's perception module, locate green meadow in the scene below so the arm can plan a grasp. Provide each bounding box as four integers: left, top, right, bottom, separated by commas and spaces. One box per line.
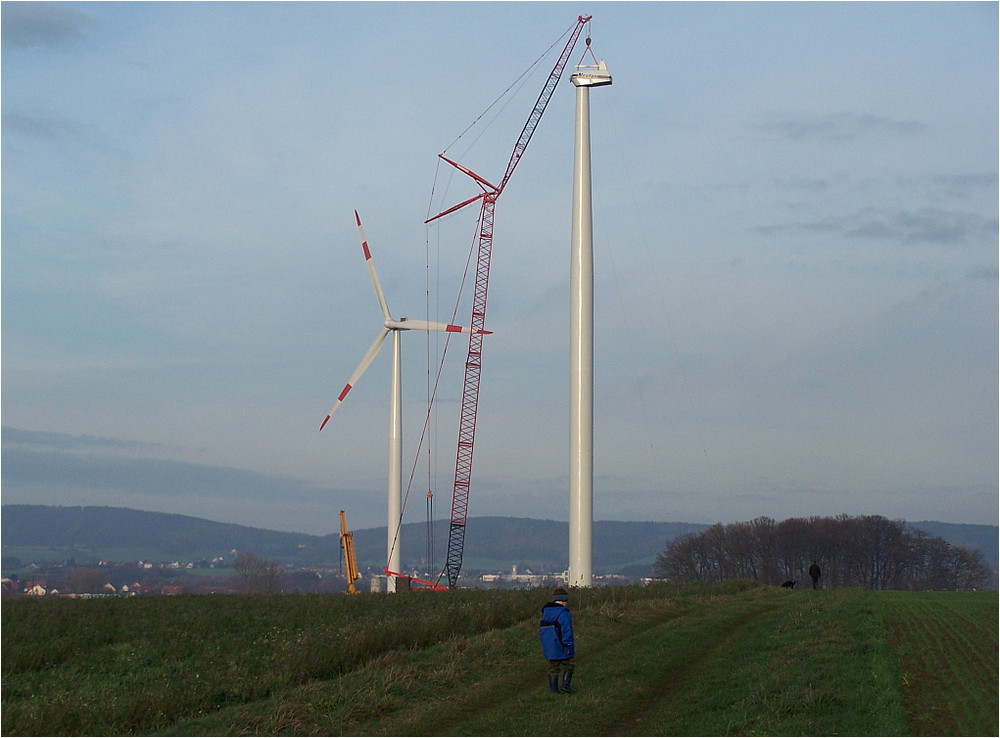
2, 582, 996, 736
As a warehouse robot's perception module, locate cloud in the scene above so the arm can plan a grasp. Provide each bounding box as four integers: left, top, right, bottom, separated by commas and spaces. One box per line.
757, 111, 926, 142
0, 427, 349, 534
769, 176, 835, 193
1, 3, 94, 49
886, 208, 997, 244
968, 265, 999, 281
2, 111, 78, 139
752, 206, 997, 246
929, 173, 999, 198
1, 446, 311, 501
0, 427, 307, 498
1, 427, 158, 453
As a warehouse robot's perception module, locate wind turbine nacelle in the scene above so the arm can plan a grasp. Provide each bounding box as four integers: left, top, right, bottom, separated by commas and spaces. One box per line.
571, 60, 612, 87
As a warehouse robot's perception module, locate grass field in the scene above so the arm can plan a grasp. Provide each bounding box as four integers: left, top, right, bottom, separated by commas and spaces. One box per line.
2, 582, 996, 736
882, 590, 998, 736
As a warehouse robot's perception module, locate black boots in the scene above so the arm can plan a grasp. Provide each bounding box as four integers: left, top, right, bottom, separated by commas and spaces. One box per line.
547, 672, 576, 693
560, 672, 576, 694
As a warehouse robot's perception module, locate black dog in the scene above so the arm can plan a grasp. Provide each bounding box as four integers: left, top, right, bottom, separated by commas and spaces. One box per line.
780, 580, 796, 589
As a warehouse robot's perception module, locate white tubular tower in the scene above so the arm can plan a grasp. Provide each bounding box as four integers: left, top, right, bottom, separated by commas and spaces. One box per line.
387, 328, 402, 593
568, 50, 611, 588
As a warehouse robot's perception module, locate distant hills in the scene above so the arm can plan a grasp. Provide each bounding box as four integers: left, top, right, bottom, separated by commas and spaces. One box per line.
909, 520, 999, 570
1, 505, 706, 575
2, 505, 996, 576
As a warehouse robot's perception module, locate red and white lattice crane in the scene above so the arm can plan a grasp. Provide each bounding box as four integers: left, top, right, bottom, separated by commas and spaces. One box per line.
427, 16, 594, 588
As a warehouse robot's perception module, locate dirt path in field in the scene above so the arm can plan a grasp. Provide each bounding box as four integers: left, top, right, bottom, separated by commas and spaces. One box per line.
602, 600, 782, 736
401, 594, 781, 738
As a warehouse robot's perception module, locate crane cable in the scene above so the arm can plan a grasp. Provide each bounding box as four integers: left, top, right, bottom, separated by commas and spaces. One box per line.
382, 191, 479, 585
439, 21, 575, 159
427, 20, 577, 224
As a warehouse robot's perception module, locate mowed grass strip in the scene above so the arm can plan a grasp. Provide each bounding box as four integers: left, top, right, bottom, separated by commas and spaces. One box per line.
625, 588, 908, 736
162, 583, 692, 735
483, 587, 791, 736
414, 581, 776, 737
882, 590, 999, 737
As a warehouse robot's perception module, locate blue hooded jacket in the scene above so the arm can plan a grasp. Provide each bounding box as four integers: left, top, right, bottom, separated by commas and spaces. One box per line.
539, 602, 574, 660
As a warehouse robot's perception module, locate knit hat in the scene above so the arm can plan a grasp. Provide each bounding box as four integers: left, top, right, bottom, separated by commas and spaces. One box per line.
552, 587, 569, 602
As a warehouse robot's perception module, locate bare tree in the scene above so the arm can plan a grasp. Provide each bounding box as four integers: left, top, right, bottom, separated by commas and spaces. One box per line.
67, 568, 109, 594
231, 552, 285, 594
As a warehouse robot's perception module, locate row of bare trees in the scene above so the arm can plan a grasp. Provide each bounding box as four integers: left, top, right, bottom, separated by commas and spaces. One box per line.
654, 515, 990, 591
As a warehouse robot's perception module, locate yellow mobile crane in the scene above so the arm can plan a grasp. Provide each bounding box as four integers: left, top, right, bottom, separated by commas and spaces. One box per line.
339, 510, 360, 594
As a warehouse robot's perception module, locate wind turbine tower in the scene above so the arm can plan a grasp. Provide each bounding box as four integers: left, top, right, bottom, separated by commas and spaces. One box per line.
568, 43, 611, 588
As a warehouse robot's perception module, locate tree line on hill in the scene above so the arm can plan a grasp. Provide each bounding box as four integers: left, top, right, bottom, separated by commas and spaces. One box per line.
654, 515, 991, 591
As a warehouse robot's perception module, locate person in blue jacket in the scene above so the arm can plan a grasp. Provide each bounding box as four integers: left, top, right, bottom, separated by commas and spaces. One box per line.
539, 586, 576, 693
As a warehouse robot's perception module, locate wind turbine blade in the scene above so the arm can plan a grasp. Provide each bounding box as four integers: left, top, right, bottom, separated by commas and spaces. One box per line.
320, 327, 390, 430
356, 210, 391, 322
385, 319, 492, 335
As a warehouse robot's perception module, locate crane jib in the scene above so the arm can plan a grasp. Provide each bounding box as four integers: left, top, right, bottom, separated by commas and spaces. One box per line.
499, 18, 590, 193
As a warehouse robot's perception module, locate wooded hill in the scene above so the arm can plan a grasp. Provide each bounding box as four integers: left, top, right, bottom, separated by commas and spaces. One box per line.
2, 504, 995, 577
657, 515, 994, 590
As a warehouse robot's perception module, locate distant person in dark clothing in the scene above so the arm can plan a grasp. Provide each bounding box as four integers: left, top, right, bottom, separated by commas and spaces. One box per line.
539, 586, 576, 693
809, 561, 821, 589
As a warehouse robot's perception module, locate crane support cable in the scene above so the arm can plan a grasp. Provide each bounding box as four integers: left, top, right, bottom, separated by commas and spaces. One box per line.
437, 21, 577, 162
498, 18, 591, 193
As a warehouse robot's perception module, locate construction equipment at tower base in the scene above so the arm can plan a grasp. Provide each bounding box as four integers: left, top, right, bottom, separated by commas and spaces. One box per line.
339, 510, 360, 594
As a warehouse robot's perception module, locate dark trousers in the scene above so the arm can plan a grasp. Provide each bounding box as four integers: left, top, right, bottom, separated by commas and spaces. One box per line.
548, 657, 575, 676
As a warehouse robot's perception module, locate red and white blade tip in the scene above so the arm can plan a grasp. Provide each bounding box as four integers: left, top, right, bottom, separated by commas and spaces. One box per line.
355, 211, 372, 261
319, 384, 354, 430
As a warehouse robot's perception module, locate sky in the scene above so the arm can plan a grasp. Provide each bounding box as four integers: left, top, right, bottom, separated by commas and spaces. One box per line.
2, 2, 997, 549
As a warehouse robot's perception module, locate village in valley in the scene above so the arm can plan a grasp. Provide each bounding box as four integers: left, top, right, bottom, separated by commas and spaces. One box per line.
2, 554, 643, 598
